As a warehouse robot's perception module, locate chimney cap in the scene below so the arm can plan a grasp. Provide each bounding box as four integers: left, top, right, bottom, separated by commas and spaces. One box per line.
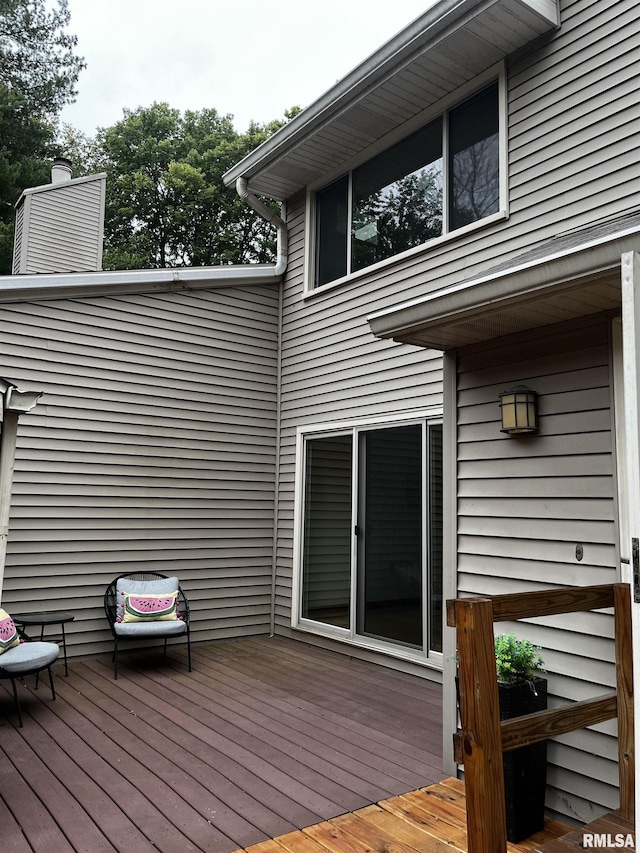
51, 157, 72, 183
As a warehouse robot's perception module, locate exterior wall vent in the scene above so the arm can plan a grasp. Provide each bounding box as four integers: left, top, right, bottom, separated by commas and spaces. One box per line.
12, 161, 107, 275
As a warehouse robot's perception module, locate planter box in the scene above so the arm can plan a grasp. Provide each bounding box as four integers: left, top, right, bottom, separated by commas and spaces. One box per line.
499, 677, 548, 843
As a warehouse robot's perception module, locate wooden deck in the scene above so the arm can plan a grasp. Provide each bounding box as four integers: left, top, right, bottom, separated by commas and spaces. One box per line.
0, 635, 445, 852
241, 778, 571, 853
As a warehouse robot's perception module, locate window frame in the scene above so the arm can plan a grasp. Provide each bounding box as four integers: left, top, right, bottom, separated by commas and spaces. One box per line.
304, 62, 508, 296
292, 412, 444, 668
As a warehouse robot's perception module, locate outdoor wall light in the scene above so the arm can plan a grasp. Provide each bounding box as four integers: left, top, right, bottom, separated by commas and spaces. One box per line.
499, 385, 538, 435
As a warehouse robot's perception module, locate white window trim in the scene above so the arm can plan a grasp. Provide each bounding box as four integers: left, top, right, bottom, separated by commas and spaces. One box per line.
303, 61, 508, 296
291, 410, 444, 669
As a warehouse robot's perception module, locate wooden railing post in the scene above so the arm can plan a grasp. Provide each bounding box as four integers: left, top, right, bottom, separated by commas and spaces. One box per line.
454, 597, 507, 853
448, 584, 634, 848
614, 583, 635, 819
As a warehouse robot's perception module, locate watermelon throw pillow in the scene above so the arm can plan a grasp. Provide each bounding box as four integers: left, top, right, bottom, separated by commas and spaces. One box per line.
121, 591, 179, 623
0, 608, 20, 653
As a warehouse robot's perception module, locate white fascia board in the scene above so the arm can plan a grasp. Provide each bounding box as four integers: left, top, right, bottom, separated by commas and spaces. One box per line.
0, 264, 282, 303
222, 0, 559, 194
368, 223, 640, 342
527, 0, 560, 24
222, 0, 461, 189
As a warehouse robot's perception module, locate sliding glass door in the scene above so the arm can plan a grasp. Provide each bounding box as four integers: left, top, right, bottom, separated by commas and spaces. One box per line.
301, 434, 352, 628
299, 420, 443, 657
357, 424, 423, 647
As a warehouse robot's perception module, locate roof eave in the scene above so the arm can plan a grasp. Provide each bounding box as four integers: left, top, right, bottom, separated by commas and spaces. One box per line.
367, 226, 640, 350
222, 0, 463, 191
222, 0, 560, 199
0, 264, 282, 303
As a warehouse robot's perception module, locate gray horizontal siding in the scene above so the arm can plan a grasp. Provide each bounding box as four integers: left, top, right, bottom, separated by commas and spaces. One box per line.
455, 316, 619, 823
260, 0, 637, 816
273, 191, 444, 676
289, 0, 639, 322
20, 178, 105, 273
0, 285, 279, 657
272, 0, 638, 673
503, 0, 638, 237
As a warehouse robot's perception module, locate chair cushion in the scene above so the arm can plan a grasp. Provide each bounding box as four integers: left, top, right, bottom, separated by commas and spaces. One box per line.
121, 591, 178, 622
116, 576, 179, 621
0, 641, 59, 673
0, 609, 20, 654
114, 620, 187, 638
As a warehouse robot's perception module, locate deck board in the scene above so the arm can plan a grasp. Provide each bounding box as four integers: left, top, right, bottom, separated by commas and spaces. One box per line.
190, 644, 441, 785
342, 803, 454, 852
238, 639, 442, 739
42, 675, 217, 852
534, 811, 635, 852
194, 643, 440, 773
0, 635, 444, 852
1, 636, 587, 853
79, 658, 345, 824
1, 719, 117, 852
133, 666, 389, 810
236, 782, 569, 853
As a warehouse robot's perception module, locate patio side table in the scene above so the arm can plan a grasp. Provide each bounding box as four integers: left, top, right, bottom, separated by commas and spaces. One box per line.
12, 611, 74, 676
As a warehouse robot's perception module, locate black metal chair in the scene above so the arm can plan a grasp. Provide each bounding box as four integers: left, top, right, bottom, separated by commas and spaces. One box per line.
104, 571, 191, 679
0, 636, 59, 727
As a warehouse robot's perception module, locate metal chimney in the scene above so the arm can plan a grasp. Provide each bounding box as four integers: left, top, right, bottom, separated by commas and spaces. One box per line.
51, 156, 73, 183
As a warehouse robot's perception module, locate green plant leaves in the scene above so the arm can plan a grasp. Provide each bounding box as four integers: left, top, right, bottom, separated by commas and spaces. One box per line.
494, 633, 544, 682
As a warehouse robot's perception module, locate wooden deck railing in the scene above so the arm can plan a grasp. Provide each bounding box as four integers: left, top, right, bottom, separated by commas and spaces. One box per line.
446, 583, 634, 853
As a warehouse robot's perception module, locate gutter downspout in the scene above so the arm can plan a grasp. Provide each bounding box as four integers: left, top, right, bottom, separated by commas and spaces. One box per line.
269, 283, 283, 637
236, 177, 288, 276
235, 176, 287, 637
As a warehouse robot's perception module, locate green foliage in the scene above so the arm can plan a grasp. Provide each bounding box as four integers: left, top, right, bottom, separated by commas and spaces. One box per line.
0, 86, 52, 270
0, 0, 84, 272
97, 102, 293, 270
57, 123, 102, 176
494, 633, 544, 683
0, 0, 85, 116
352, 167, 443, 272
0, 0, 297, 275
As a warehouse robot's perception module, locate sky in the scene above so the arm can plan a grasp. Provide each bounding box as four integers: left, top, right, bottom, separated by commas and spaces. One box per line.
59, 0, 437, 137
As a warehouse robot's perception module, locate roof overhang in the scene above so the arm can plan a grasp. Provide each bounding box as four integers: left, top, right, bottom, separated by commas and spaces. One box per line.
223, 0, 559, 200
368, 220, 640, 350
0, 264, 282, 303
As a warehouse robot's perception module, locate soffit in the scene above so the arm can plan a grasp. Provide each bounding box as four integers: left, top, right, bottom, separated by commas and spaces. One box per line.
367, 214, 640, 351
223, 0, 560, 200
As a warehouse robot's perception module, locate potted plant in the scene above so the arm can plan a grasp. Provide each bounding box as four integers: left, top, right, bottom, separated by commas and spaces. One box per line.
494, 633, 547, 843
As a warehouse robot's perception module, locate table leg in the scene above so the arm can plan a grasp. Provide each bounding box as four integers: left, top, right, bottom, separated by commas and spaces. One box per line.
35, 624, 45, 688
61, 622, 68, 676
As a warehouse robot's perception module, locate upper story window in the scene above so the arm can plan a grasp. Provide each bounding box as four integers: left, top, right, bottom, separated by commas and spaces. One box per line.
314, 81, 501, 289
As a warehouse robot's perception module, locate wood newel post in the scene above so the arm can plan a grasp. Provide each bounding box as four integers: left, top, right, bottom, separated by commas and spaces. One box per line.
455, 598, 507, 853
614, 583, 635, 820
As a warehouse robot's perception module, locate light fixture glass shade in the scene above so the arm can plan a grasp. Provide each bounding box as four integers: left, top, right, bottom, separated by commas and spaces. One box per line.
499, 386, 537, 434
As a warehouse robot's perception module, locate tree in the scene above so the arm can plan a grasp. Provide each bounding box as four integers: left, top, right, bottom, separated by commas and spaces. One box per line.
0, 0, 84, 272
58, 123, 102, 176
0, 0, 84, 116
450, 135, 500, 229
351, 166, 443, 272
98, 103, 293, 270
0, 84, 52, 271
